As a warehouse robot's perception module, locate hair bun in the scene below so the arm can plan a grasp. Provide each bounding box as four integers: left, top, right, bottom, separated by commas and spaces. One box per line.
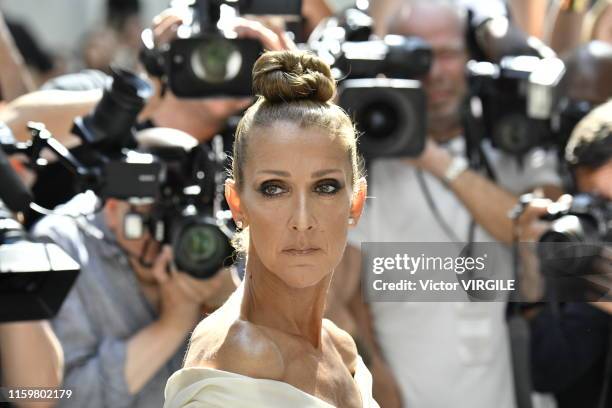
252, 50, 336, 104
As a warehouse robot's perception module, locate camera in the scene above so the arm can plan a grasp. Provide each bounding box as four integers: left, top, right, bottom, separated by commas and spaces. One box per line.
309, 8, 432, 159
465, 55, 591, 157
0, 125, 79, 323
5, 68, 233, 279
131, 137, 234, 279
141, 0, 302, 98
71, 69, 234, 278
537, 193, 612, 276
70, 68, 164, 200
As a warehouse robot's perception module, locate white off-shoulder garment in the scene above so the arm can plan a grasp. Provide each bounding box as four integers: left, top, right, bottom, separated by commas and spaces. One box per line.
163, 356, 380, 408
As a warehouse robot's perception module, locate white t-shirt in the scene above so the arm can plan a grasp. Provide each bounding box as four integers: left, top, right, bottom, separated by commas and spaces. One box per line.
348, 137, 560, 408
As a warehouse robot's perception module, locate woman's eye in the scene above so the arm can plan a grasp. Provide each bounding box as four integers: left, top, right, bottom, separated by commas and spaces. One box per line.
315, 180, 342, 195
259, 182, 286, 197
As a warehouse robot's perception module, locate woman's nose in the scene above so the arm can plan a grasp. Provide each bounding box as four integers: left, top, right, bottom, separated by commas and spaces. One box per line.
289, 193, 316, 231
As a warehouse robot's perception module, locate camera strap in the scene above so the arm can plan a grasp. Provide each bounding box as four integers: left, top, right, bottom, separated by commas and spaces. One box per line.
415, 168, 466, 246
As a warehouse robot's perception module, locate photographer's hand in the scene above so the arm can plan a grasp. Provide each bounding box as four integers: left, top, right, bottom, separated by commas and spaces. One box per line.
232, 17, 297, 51
145, 9, 296, 143
517, 198, 554, 242
150, 9, 296, 53
405, 138, 518, 244
151, 246, 202, 331
124, 246, 203, 394
404, 138, 452, 178
192, 266, 238, 312
516, 198, 554, 303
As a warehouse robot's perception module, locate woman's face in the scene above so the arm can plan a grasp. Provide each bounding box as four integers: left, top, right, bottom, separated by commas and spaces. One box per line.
230, 121, 363, 289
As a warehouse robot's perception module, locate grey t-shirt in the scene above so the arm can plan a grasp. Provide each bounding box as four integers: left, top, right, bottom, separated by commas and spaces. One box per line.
32, 192, 186, 408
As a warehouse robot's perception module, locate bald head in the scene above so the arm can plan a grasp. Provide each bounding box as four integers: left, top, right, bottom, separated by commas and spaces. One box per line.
387, 0, 467, 41
562, 41, 612, 104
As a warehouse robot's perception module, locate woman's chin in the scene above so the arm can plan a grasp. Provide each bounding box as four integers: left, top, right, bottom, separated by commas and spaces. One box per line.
275, 266, 331, 290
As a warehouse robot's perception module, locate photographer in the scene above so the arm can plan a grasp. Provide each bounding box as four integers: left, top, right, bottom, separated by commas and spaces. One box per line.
0, 7, 296, 223
30, 128, 237, 408
517, 99, 612, 408
0, 7, 294, 145
334, 1, 564, 407
518, 39, 612, 300
0, 320, 63, 408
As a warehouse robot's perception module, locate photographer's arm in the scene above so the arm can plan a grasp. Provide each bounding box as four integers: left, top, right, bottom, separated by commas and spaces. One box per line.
548, 0, 589, 55
0, 12, 35, 102
0, 89, 101, 144
44, 276, 193, 408
508, 0, 549, 39
0, 321, 63, 408
29, 223, 189, 407
408, 139, 517, 244
124, 251, 235, 394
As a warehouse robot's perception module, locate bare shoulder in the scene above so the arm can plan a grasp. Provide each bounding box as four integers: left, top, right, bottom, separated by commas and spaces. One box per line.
323, 318, 358, 373
184, 312, 285, 380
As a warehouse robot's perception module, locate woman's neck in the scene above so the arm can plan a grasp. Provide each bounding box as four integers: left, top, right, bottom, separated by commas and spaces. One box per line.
240, 253, 332, 349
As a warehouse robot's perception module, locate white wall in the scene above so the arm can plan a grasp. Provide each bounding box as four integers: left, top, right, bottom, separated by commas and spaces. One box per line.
0, 0, 354, 57
0, 0, 168, 56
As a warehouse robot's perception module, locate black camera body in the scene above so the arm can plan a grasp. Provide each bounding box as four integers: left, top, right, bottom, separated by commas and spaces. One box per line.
166, 35, 263, 98
71, 68, 234, 279
309, 8, 432, 159
69, 68, 164, 201
339, 78, 426, 158
465, 55, 591, 157
141, 141, 234, 279
8, 68, 233, 280
537, 193, 612, 276
146, 0, 301, 98
0, 125, 80, 323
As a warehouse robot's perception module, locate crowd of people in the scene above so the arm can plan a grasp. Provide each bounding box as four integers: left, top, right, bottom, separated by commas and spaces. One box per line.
0, 0, 611, 407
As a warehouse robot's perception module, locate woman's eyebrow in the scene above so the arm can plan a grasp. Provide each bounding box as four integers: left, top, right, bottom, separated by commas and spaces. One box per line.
257, 170, 291, 177
311, 169, 343, 177
255, 169, 343, 177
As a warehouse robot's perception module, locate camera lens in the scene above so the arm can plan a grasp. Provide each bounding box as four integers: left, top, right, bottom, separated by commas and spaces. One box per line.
173, 218, 233, 279
191, 38, 242, 84
73, 68, 152, 149
493, 114, 531, 155
538, 215, 601, 276
358, 100, 400, 141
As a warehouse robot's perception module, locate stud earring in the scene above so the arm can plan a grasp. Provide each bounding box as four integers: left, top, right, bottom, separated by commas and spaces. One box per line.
348, 217, 355, 225
236, 220, 243, 229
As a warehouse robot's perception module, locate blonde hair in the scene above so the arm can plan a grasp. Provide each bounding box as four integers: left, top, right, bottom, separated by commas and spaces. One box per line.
229, 50, 364, 252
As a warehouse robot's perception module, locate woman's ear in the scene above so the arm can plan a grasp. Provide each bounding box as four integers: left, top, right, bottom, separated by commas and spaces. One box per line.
349, 177, 367, 226
225, 179, 246, 225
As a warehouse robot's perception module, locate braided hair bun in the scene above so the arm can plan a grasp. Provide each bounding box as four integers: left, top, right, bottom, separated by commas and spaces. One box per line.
252, 50, 336, 104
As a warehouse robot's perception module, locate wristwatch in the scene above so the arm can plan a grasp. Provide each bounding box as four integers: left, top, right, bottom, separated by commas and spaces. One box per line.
443, 156, 469, 185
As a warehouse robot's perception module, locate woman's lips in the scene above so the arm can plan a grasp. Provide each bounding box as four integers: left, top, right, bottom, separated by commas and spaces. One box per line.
283, 248, 321, 256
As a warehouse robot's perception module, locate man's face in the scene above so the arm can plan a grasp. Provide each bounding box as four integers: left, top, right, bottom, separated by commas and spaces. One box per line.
389, 4, 468, 134
104, 200, 161, 267
575, 160, 612, 201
